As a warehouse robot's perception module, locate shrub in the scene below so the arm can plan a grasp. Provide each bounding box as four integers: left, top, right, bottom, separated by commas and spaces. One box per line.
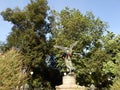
0, 48, 27, 89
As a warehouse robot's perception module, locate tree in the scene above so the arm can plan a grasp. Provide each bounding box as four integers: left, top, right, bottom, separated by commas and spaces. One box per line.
102, 33, 120, 89
0, 49, 26, 90
1, 0, 54, 89
51, 8, 117, 89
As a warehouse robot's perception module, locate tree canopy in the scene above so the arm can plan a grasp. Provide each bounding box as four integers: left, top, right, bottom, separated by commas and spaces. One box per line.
1, 0, 54, 89
51, 8, 120, 89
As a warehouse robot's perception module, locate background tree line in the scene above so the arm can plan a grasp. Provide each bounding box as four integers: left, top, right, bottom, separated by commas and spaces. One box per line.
0, 0, 120, 89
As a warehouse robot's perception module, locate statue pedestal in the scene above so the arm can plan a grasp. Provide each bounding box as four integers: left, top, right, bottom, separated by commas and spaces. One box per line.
56, 74, 86, 90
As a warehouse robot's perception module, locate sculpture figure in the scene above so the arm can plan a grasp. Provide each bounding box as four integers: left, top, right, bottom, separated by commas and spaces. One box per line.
54, 41, 78, 74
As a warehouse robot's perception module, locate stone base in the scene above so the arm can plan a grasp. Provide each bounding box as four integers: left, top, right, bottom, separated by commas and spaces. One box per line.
56, 75, 86, 90
56, 85, 85, 90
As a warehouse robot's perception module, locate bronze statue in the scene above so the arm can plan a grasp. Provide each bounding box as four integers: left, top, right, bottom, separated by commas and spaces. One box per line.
54, 41, 78, 74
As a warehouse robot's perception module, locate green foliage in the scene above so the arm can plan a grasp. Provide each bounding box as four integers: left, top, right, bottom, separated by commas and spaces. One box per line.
110, 80, 120, 90
51, 7, 120, 89
1, 0, 54, 89
102, 33, 120, 75
1, 1, 120, 89
0, 49, 27, 90
102, 34, 120, 89
1, 0, 49, 49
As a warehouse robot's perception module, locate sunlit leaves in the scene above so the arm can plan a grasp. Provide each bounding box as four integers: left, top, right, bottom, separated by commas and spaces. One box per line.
0, 49, 26, 89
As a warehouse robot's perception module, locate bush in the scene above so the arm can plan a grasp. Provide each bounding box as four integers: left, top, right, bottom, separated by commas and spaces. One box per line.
110, 79, 120, 90
0, 48, 27, 89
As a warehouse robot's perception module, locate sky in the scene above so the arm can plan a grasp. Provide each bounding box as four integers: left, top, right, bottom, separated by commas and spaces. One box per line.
0, 0, 120, 42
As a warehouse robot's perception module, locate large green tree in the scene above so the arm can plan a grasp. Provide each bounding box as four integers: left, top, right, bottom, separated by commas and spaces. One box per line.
1, 0, 54, 89
51, 8, 120, 89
